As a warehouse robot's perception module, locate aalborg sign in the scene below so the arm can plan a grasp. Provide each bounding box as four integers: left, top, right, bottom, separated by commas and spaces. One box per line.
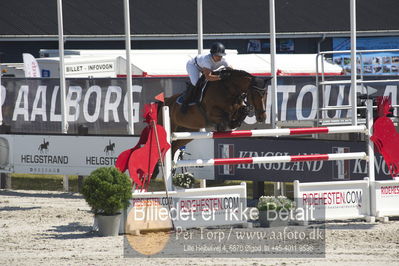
1, 134, 137, 175
1, 76, 398, 134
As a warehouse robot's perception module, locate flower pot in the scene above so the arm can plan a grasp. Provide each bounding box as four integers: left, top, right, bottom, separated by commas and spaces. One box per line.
96, 213, 122, 236
258, 210, 290, 228
173, 186, 186, 191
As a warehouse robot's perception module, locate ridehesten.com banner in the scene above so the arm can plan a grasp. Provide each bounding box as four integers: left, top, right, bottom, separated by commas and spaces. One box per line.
0, 76, 398, 135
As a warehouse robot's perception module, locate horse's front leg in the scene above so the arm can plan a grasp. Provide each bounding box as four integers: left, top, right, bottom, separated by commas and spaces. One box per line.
229, 105, 249, 129
216, 122, 228, 132
207, 106, 232, 131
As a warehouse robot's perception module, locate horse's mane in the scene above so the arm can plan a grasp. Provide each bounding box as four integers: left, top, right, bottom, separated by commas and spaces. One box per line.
219, 68, 254, 80
218, 68, 269, 94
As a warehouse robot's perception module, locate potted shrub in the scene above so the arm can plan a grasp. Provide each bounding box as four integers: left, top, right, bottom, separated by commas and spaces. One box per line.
172, 172, 195, 190
82, 167, 132, 236
256, 196, 295, 227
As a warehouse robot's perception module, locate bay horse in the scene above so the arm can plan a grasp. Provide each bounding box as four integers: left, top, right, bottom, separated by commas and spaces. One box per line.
159, 68, 269, 155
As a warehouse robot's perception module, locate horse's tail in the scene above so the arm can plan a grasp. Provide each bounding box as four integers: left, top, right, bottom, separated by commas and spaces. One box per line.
156, 100, 164, 125
156, 101, 163, 113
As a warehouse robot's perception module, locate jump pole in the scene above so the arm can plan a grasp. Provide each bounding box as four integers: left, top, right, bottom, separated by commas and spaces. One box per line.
162, 106, 173, 191
172, 125, 367, 140
175, 152, 367, 168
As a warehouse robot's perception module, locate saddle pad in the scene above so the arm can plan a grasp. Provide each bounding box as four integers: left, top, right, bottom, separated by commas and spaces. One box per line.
176, 95, 196, 105
176, 80, 208, 105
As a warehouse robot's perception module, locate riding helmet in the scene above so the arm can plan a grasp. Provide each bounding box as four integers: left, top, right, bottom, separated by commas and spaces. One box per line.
210, 42, 226, 56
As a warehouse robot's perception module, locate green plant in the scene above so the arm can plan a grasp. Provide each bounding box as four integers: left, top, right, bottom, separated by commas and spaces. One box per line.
256, 196, 295, 212
82, 167, 132, 215
173, 172, 195, 189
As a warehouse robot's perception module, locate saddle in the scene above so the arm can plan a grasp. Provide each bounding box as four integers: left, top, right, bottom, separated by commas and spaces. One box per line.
180, 76, 208, 113
182, 67, 231, 106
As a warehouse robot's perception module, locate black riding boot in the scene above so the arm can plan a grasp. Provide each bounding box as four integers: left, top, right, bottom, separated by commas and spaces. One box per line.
181, 83, 196, 113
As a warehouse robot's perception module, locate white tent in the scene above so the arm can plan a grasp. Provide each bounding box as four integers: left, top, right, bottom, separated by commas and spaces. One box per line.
39, 49, 238, 58
6, 49, 342, 78
117, 53, 343, 77
260, 54, 343, 76
38, 49, 342, 77
35, 49, 239, 78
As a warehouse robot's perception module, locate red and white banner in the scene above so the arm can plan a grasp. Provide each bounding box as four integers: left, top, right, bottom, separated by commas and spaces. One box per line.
22, 53, 41, 78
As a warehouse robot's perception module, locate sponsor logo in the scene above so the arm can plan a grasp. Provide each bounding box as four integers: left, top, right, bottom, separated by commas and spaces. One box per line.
302, 190, 363, 206
85, 139, 117, 166
104, 140, 116, 155
38, 138, 50, 153
21, 138, 68, 165
332, 147, 350, 180
19, 137, 69, 174
218, 144, 234, 175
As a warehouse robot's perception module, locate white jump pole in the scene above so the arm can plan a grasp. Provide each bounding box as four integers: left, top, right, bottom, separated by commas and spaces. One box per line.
350, 0, 358, 125
366, 99, 375, 182
197, 0, 203, 55
175, 152, 367, 168
367, 98, 376, 217
269, 0, 278, 128
57, 0, 69, 192
197, 0, 206, 188
162, 106, 173, 191
124, 0, 134, 135
172, 125, 367, 140
57, 0, 68, 135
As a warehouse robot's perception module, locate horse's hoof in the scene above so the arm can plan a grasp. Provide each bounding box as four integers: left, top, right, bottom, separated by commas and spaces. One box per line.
216, 124, 227, 132
229, 121, 241, 129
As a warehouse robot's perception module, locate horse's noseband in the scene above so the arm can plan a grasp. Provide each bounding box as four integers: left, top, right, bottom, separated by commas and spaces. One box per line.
238, 92, 247, 102
238, 92, 252, 112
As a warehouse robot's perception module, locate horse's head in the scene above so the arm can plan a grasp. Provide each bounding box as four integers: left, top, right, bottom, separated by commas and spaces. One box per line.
219, 69, 268, 124
247, 77, 268, 123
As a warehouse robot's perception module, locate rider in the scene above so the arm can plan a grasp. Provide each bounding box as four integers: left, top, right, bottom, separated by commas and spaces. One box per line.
181, 42, 232, 113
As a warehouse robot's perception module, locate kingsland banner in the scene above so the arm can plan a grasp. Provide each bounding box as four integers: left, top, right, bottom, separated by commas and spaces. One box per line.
213, 138, 391, 182
0, 76, 398, 135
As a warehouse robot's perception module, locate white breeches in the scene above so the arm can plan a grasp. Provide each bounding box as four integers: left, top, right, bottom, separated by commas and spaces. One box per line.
186, 61, 201, 86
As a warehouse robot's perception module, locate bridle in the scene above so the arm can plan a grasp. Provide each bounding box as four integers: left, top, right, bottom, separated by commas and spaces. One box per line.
240, 77, 267, 116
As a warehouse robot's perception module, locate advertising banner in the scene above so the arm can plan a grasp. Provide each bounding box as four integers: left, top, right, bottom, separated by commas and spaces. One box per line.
372, 180, 399, 217
126, 183, 247, 230
22, 53, 41, 78
1, 76, 399, 134
213, 138, 391, 182
0, 134, 137, 175
333, 37, 399, 75
294, 180, 370, 221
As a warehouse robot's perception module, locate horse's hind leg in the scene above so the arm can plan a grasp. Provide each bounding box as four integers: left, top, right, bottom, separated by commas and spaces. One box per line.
150, 127, 195, 184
